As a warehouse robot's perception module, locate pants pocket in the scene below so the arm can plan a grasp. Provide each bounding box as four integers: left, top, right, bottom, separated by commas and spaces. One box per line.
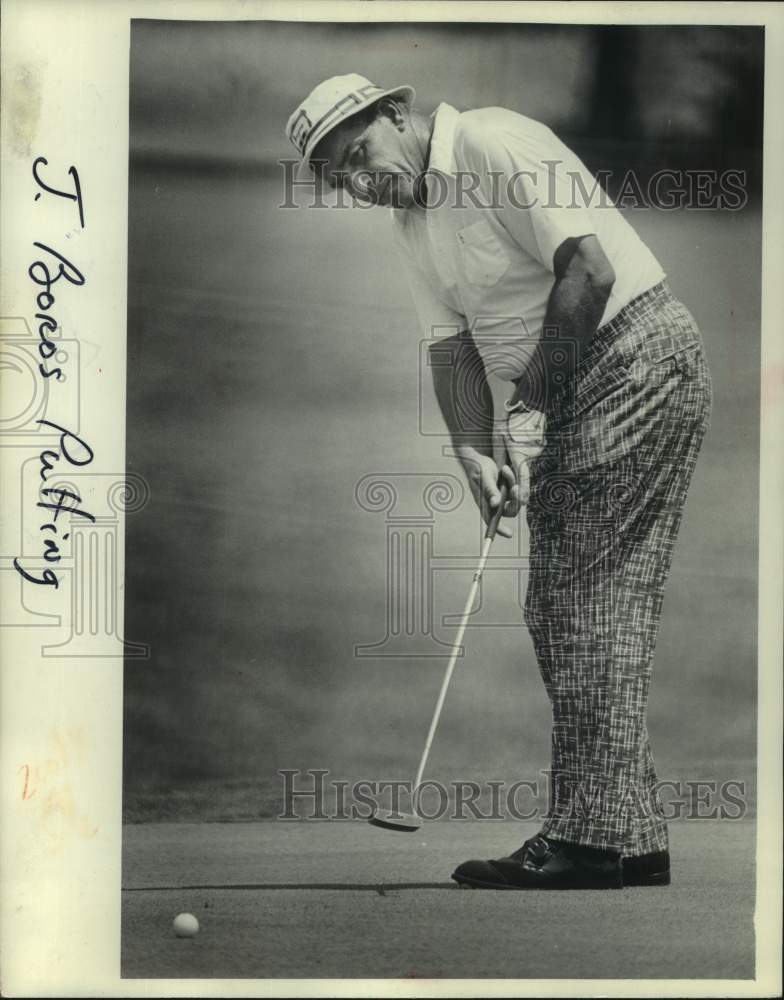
626, 342, 703, 387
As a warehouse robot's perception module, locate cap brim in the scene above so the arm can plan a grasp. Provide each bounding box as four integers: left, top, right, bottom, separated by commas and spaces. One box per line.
301, 83, 416, 173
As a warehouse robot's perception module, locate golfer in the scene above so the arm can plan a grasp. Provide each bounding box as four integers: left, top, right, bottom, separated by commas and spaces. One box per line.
286, 75, 712, 889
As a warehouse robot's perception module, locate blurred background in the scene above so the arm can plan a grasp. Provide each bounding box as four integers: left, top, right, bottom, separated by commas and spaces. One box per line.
123, 20, 762, 821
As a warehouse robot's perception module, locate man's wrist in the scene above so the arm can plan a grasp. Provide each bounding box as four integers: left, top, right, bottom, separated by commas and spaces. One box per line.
453, 441, 492, 463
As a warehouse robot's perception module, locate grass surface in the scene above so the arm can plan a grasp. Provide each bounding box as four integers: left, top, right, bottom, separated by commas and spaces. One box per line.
122, 818, 755, 980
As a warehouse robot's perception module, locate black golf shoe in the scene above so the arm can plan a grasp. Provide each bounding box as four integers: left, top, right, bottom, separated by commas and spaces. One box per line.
452, 834, 623, 890
622, 849, 671, 886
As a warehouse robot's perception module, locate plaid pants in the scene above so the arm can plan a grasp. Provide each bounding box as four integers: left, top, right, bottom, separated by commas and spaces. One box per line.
524, 282, 712, 855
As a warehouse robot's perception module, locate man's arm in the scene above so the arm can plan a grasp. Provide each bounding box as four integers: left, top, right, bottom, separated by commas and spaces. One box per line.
428, 332, 520, 537
519, 235, 616, 409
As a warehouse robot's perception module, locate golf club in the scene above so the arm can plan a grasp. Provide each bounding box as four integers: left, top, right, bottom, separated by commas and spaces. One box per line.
369, 481, 510, 832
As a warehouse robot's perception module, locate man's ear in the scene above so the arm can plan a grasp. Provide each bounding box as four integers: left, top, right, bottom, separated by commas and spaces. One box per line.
376, 97, 406, 130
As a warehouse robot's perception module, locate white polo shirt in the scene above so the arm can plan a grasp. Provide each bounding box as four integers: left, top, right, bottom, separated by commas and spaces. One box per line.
391, 103, 665, 380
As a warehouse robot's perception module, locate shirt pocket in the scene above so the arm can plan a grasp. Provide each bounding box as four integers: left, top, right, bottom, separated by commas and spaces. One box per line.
456, 219, 510, 287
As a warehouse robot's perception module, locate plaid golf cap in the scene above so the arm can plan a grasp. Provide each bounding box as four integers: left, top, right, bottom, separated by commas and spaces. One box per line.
285, 73, 415, 169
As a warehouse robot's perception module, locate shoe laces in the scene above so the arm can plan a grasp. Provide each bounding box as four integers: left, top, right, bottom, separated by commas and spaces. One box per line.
508, 835, 549, 863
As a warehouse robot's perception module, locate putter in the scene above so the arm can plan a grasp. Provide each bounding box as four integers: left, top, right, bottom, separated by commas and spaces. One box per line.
369, 481, 510, 832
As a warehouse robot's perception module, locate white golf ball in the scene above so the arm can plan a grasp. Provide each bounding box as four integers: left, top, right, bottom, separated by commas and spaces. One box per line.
173, 912, 199, 938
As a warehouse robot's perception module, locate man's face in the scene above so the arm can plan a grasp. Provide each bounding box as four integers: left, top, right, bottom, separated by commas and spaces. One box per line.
313, 103, 421, 208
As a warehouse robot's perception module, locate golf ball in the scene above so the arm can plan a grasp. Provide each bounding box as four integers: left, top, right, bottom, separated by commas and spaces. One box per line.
173, 912, 199, 938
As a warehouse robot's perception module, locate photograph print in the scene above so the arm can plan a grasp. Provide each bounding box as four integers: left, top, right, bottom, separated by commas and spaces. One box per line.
122, 16, 764, 983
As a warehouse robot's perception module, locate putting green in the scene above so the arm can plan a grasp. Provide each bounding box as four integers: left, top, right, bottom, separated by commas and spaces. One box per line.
122, 818, 755, 980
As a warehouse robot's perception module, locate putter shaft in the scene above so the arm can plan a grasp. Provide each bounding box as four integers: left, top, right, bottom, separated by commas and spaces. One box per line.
411, 484, 509, 808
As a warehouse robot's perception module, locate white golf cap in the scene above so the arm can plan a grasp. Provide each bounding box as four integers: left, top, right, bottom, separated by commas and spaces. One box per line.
285, 73, 415, 169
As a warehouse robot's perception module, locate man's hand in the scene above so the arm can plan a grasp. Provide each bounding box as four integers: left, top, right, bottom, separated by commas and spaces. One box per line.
427, 330, 545, 537
499, 405, 546, 507
458, 405, 547, 536
456, 445, 523, 539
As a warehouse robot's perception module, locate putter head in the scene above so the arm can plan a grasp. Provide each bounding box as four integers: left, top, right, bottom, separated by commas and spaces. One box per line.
368, 809, 421, 833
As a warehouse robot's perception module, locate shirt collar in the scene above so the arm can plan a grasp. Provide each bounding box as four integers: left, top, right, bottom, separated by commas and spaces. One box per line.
426, 102, 460, 178
390, 102, 460, 224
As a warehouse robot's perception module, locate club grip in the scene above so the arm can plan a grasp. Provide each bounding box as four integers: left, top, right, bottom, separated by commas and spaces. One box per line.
484, 482, 510, 540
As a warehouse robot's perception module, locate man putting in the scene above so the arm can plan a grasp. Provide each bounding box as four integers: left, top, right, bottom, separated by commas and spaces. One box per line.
285, 75, 712, 889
